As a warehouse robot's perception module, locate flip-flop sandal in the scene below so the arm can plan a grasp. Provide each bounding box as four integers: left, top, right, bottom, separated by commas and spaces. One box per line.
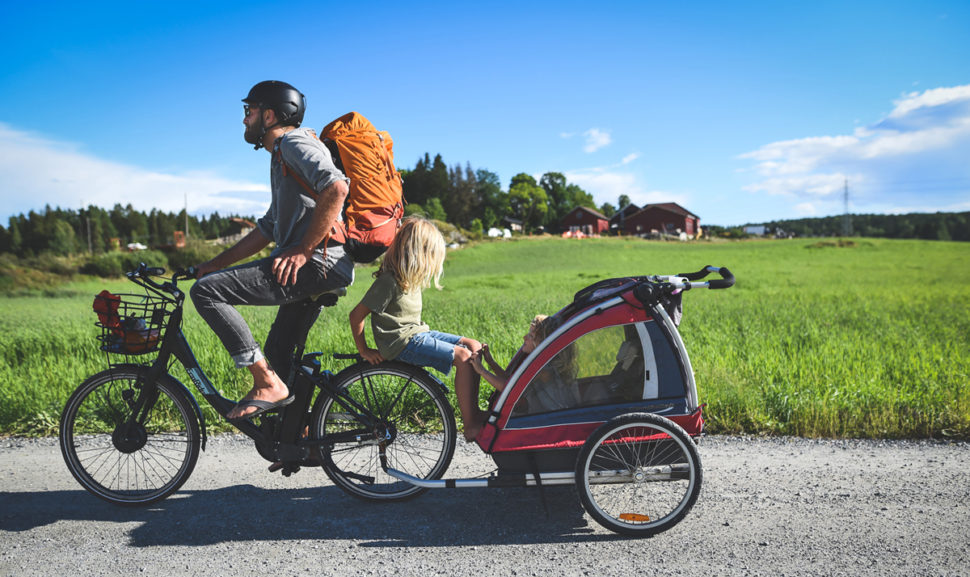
228, 395, 296, 420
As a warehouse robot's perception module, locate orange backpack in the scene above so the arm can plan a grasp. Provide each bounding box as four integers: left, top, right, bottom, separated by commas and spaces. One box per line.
280, 112, 404, 263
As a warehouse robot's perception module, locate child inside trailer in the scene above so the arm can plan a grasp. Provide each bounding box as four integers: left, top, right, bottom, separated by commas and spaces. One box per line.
471, 314, 581, 414
473, 310, 671, 424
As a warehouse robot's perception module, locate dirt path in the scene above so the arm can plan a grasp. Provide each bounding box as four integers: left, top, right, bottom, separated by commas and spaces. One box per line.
1, 435, 968, 577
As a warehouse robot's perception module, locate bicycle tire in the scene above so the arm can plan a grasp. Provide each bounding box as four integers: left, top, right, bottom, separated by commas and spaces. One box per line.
311, 362, 456, 502
575, 412, 702, 536
59, 366, 201, 506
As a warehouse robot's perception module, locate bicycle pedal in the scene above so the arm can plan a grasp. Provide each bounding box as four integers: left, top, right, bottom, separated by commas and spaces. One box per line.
269, 460, 302, 476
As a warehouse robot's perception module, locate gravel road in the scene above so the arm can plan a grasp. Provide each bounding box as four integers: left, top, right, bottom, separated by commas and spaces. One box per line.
1, 435, 968, 577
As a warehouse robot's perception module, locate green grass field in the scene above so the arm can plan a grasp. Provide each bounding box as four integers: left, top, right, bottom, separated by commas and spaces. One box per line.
1, 236, 968, 439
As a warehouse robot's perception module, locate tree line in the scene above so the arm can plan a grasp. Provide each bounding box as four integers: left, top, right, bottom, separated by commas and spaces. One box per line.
401, 153, 603, 232
2, 149, 968, 258
0, 152, 611, 258
0, 204, 254, 258
707, 212, 970, 242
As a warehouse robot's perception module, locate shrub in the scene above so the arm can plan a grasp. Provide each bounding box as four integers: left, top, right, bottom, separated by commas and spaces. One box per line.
163, 240, 223, 270
81, 250, 170, 277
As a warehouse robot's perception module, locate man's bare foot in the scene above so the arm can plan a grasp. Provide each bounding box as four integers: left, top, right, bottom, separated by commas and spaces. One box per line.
227, 361, 290, 419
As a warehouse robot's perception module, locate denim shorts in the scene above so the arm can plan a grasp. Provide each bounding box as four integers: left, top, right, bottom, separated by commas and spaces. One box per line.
396, 331, 463, 375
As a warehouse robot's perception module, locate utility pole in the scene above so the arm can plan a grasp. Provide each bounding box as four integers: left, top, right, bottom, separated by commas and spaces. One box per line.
842, 178, 852, 237
81, 201, 92, 253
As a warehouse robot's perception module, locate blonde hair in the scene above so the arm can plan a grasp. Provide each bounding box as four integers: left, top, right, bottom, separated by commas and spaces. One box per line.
531, 315, 551, 339
379, 216, 446, 292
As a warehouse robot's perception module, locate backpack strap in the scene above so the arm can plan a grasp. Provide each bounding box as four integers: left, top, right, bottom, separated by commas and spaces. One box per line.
375, 133, 397, 184
274, 147, 347, 245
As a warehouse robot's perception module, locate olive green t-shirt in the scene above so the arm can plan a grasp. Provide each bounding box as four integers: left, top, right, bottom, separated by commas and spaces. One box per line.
361, 273, 429, 359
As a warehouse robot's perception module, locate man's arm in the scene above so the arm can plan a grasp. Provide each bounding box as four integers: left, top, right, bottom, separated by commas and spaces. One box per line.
272, 179, 349, 286
196, 227, 271, 278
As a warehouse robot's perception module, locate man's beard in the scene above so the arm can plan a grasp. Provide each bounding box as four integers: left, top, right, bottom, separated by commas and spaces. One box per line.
244, 116, 264, 146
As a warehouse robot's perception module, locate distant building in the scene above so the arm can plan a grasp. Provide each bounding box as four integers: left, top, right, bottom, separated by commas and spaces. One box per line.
609, 203, 640, 233
501, 216, 523, 233
560, 206, 609, 236
622, 203, 700, 239
744, 225, 766, 236
215, 218, 256, 246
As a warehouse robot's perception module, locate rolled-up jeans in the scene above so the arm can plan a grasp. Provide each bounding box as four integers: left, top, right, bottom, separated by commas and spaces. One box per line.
190, 247, 354, 381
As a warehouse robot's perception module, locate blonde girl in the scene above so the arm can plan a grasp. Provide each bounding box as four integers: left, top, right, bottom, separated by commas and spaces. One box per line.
349, 217, 486, 440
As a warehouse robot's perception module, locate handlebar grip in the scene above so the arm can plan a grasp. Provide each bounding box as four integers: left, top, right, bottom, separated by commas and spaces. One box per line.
145, 266, 166, 277
177, 266, 198, 280
707, 267, 735, 289
677, 266, 715, 281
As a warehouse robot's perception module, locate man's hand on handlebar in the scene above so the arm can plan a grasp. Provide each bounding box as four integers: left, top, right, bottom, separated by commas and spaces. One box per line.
194, 261, 220, 279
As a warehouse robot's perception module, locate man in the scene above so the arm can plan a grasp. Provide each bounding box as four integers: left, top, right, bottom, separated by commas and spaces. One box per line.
191, 80, 353, 420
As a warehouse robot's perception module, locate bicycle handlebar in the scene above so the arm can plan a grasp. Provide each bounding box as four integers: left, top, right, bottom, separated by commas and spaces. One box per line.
672, 265, 735, 290
634, 265, 735, 306
126, 263, 198, 298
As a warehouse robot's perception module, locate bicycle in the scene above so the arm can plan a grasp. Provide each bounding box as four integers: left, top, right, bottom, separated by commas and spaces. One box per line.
59, 263, 457, 506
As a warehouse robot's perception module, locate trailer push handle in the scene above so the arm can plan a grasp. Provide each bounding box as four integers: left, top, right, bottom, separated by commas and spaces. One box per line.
676, 265, 735, 290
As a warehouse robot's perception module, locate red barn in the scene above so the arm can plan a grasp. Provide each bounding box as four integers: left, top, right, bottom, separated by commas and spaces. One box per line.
623, 203, 699, 239
560, 206, 609, 236
608, 203, 640, 233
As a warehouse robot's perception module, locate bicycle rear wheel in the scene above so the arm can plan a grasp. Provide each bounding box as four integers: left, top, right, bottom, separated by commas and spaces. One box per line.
311, 362, 456, 501
59, 366, 201, 506
575, 412, 701, 536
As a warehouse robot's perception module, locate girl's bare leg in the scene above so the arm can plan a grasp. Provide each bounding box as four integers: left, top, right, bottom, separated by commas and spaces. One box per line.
453, 344, 486, 441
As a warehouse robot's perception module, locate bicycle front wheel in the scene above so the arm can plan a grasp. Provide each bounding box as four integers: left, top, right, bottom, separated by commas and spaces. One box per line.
575, 412, 702, 536
311, 362, 456, 502
59, 366, 201, 506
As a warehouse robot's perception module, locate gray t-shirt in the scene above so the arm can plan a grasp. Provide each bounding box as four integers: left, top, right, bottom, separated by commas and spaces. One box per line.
257, 127, 349, 262
361, 273, 430, 359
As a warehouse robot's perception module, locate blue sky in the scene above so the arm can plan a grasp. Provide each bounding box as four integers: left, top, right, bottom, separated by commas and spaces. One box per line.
1, 0, 968, 227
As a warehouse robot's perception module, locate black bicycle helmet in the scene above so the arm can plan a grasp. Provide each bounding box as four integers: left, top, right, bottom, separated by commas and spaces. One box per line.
242, 81, 306, 128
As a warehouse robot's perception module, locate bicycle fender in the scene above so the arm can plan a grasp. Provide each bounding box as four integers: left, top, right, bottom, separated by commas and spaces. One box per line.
421, 370, 450, 397
333, 361, 450, 398
386, 361, 451, 397
157, 372, 208, 452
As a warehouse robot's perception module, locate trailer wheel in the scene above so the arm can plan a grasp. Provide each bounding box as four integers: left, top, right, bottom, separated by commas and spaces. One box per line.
575, 412, 701, 536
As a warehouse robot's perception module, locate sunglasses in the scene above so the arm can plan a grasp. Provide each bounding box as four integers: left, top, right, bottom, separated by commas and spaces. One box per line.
244, 104, 259, 117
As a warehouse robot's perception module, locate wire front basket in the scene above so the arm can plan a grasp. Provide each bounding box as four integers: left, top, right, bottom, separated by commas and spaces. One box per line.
94, 292, 174, 356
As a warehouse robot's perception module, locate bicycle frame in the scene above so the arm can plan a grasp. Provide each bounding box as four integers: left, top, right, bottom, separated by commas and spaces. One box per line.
119, 268, 389, 469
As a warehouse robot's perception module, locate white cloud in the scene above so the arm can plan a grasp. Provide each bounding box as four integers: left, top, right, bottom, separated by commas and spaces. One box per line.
888, 85, 970, 119
583, 128, 612, 153
0, 123, 269, 222
740, 84, 970, 214
794, 202, 817, 216
621, 153, 640, 165
564, 168, 687, 209
742, 172, 854, 198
